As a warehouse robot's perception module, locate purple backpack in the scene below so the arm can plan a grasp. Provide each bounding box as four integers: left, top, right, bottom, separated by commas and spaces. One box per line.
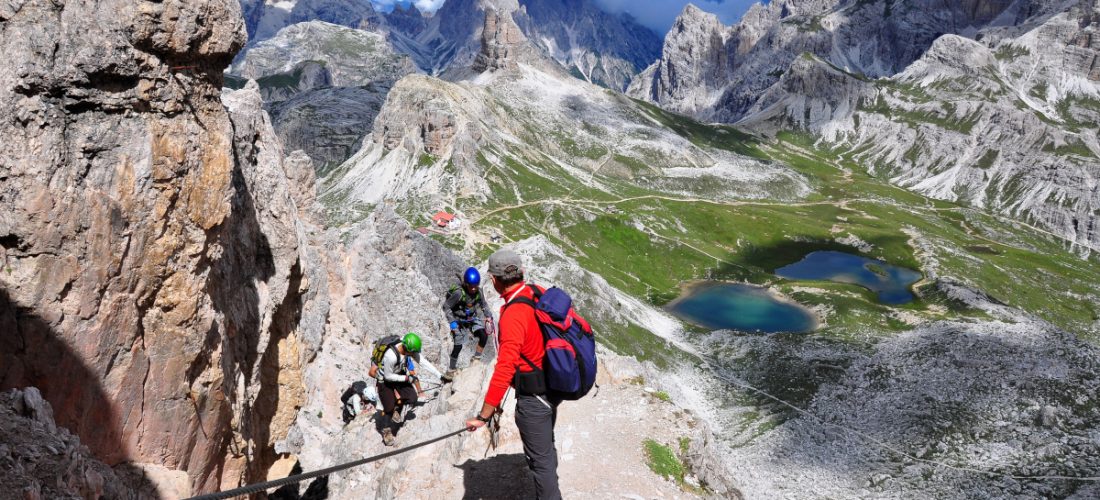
509, 285, 598, 400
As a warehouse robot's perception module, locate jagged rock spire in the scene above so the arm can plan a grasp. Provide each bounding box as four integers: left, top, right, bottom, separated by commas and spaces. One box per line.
472, 8, 529, 73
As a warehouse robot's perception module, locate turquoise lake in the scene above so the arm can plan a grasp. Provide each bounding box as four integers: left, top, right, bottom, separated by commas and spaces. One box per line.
775, 251, 923, 305
667, 283, 817, 333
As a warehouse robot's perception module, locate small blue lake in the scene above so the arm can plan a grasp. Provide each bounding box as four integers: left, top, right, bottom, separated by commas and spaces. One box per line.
667, 283, 817, 334
775, 251, 922, 305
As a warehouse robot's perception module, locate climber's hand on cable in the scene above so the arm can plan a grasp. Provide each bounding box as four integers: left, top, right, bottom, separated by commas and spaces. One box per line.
465, 415, 488, 432
407, 374, 418, 384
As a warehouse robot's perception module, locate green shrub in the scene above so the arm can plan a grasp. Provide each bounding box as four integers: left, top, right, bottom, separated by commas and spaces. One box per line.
643, 439, 684, 483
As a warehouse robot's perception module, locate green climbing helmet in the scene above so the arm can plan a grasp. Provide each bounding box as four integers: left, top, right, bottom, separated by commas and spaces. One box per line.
402, 332, 422, 353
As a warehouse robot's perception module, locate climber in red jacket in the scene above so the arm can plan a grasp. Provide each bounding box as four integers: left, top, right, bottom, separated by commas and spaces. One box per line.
466, 249, 561, 500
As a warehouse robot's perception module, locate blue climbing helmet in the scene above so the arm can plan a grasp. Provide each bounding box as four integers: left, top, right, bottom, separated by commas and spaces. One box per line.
463, 267, 481, 287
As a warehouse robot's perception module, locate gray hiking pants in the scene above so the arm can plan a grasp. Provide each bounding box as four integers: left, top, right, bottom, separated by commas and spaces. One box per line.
450, 320, 488, 368
515, 393, 562, 500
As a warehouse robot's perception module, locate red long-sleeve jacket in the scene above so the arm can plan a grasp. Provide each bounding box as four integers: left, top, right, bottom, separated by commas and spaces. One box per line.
485, 283, 545, 407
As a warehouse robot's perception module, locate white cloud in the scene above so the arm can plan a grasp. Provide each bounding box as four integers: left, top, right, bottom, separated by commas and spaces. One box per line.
371, 0, 446, 13
595, 0, 759, 33
413, 0, 446, 10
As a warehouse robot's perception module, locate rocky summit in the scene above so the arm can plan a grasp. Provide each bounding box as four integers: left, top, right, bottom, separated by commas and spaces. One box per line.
3, 0, 1100, 499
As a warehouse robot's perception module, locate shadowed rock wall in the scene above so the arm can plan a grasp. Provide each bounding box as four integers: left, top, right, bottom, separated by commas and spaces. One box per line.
0, 0, 314, 494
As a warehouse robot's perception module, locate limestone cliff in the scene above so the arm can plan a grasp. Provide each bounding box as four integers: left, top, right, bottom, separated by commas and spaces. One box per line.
472, 9, 530, 73
225, 20, 419, 169
238, 0, 384, 43
626, 5, 737, 118
0, 0, 319, 494
511, 0, 663, 90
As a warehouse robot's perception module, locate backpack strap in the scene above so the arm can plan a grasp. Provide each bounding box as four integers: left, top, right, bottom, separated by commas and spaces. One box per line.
501, 285, 547, 372
501, 296, 542, 344
518, 353, 540, 371
501, 284, 542, 312
505, 296, 537, 311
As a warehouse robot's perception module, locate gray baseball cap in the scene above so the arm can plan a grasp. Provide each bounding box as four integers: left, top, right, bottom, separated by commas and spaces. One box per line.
487, 249, 524, 280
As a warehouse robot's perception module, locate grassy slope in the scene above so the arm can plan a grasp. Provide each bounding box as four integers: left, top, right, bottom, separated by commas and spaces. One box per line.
457, 103, 1100, 345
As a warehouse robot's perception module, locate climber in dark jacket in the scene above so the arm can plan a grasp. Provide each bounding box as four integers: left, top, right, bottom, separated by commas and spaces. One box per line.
444, 267, 494, 374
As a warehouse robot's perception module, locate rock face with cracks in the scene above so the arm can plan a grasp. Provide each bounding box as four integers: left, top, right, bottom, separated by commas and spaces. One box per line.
0, 387, 147, 499
2, 0, 328, 495
0, 0, 298, 494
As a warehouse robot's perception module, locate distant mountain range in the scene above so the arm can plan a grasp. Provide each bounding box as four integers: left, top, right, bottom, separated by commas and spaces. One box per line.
237, 0, 661, 89
232, 0, 1099, 255
628, 0, 1100, 254
230, 0, 664, 173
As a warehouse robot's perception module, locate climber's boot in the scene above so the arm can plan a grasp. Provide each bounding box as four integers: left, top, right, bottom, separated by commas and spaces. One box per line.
391, 404, 405, 424
382, 427, 395, 447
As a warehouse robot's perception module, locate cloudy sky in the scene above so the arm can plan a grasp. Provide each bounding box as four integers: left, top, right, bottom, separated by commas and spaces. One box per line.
370, 0, 761, 34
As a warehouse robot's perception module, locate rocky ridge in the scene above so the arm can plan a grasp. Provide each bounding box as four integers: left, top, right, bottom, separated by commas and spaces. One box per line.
238, 0, 385, 43
226, 20, 417, 170
227, 0, 664, 180
629, 0, 1024, 120
511, 0, 663, 90
370, 0, 660, 87
626, 4, 739, 118
322, 9, 809, 226
229, 21, 417, 90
